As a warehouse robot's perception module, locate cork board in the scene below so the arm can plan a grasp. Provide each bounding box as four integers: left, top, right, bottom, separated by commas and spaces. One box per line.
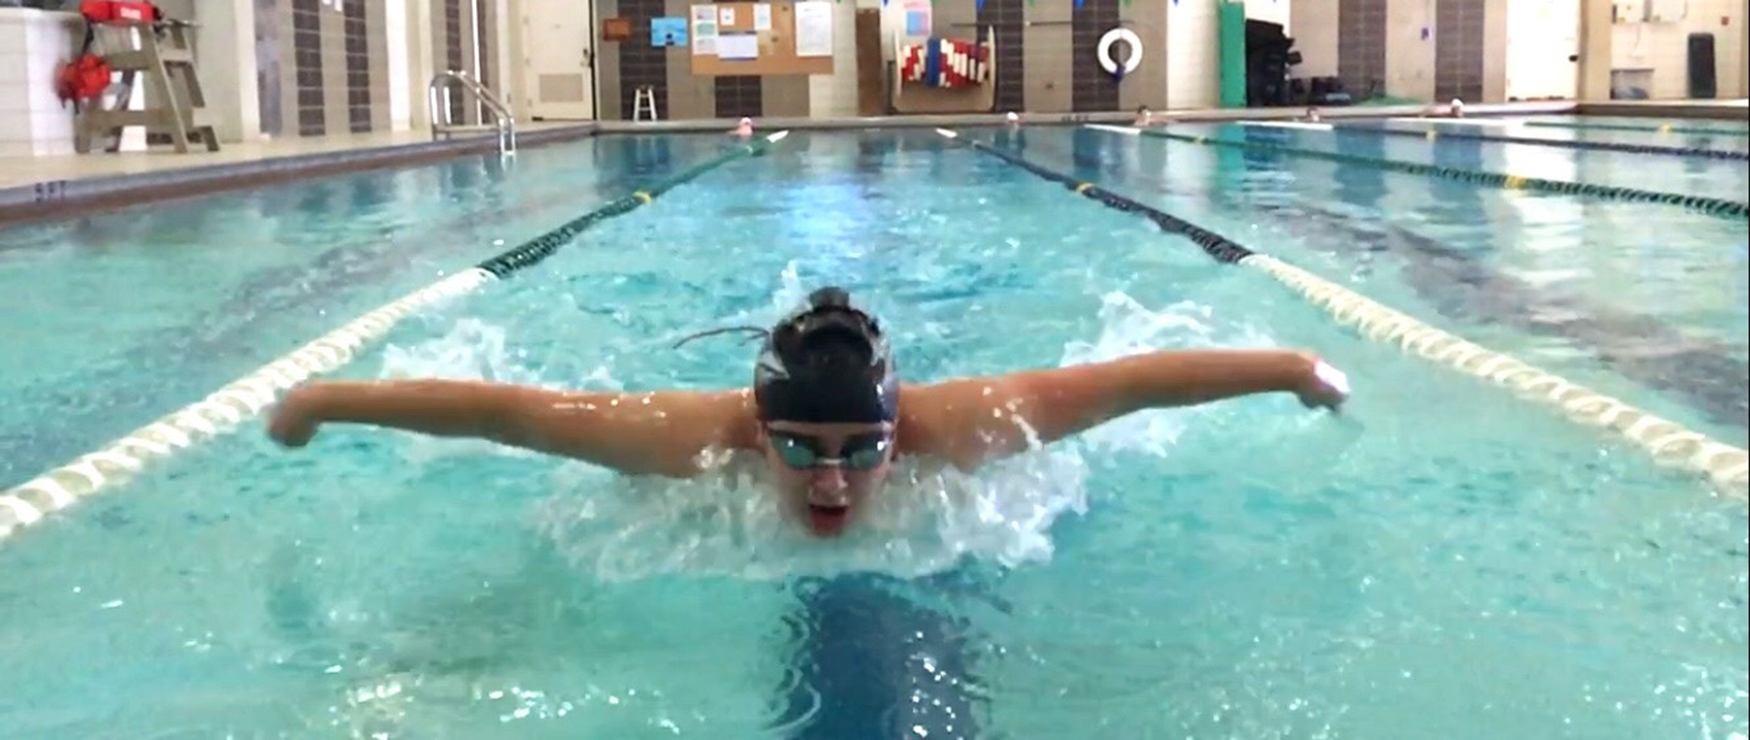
690, 2, 834, 77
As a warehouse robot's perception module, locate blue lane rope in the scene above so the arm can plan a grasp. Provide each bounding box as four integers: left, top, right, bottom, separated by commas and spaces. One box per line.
1140, 128, 1750, 220
1332, 123, 1750, 162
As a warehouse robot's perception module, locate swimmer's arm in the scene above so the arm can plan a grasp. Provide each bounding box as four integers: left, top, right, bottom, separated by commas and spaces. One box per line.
905, 349, 1327, 469
270, 380, 754, 477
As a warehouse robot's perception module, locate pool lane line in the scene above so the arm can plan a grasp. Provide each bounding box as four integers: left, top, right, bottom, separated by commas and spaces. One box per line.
1110, 124, 1749, 219
1297, 121, 1750, 162
0, 131, 791, 545
936, 127, 1749, 500
1524, 120, 1750, 137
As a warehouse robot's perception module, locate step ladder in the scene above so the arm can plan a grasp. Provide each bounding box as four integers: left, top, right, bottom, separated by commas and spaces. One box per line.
633, 86, 660, 121
76, 19, 220, 155
428, 70, 517, 156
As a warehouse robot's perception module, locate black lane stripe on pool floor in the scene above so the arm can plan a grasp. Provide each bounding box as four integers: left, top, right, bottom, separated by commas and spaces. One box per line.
964, 128, 1749, 433
476, 137, 778, 278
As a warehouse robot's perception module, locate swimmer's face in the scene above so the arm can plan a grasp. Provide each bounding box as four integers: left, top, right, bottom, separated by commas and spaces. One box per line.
760, 420, 897, 537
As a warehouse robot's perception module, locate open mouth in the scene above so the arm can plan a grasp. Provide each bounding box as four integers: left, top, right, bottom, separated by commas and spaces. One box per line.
806, 503, 850, 535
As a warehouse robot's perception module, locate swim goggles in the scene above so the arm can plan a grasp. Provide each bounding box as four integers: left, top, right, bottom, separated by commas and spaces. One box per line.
767, 430, 892, 470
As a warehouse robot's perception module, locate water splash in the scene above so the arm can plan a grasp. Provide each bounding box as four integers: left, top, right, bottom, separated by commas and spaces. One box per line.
1060, 291, 1279, 457
367, 290, 1257, 582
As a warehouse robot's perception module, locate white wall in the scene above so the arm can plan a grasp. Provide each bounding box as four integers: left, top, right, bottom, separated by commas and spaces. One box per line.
1504, 0, 1580, 100
1246, 0, 1291, 34
1384, 0, 1436, 100
387, 0, 412, 130
0, 9, 84, 157
1168, 0, 1220, 109
1610, 0, 1746, 98
188, 0, 263, 143
807, 0, 865, 117
1289, 0, 1338, 78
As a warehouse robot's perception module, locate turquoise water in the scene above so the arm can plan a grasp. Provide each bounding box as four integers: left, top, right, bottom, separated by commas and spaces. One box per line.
1091, 121, 1749, 443
0, 127, 1745, 738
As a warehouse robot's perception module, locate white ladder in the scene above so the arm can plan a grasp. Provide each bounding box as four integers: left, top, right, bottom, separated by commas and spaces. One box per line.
633, 85, 659, 121
427, 70, 518, 156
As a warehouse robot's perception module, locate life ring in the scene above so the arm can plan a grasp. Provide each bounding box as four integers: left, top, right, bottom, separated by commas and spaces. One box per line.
1097, 27, 1142, 78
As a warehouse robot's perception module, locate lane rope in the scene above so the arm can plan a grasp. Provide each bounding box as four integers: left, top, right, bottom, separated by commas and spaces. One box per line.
1123, 125, 1750, 219
1323, 122, 1750, 162
1524, 120, 1750, 137
0, 131, 791, 545
937, 127, 1748, 500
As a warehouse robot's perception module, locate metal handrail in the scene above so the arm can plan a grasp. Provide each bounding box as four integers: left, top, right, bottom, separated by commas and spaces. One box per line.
427, 70, 517, 156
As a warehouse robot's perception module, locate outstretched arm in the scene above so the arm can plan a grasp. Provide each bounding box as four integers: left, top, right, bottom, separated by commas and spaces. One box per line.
901, 349, 1347, 470
267, 379, 755, 477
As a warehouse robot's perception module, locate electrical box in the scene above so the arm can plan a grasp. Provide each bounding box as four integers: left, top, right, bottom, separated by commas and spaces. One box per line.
1646, 0, 1686, 22
1613, 0, 1646, 23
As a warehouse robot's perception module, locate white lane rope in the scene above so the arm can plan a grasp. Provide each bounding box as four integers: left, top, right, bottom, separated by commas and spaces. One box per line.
0, 269, 494, 542
1242, 254, 1748, 499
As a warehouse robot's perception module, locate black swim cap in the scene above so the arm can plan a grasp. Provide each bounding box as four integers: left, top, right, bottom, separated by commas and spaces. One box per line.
754, 287, 899, 423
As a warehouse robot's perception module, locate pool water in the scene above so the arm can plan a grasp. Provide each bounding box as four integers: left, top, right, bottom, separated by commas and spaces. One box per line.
0, 125, 1745, 739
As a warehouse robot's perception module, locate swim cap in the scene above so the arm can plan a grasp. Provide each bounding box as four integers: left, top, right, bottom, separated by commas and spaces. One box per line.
754, 287, 899, 423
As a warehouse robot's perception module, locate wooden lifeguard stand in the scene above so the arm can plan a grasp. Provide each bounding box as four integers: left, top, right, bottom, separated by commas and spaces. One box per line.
76, 19, 219, 154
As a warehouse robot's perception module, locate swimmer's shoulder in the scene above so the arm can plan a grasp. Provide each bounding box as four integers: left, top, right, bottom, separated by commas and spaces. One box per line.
700, 387, 761, 451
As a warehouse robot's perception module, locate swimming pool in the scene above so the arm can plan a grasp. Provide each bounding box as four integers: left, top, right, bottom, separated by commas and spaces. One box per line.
0, 124, 1745, 738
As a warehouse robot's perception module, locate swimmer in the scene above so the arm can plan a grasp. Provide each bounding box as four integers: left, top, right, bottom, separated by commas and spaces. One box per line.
1133, 106, 1154, 127
268, 287, 1351, 537
1004, 111, 1020, 127
1303, 106, 1322, 123
732, 116, 754, 138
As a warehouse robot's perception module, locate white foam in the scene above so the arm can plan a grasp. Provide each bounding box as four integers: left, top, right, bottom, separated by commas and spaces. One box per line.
363, 288, 1260, 582
533, 448, 1091, 583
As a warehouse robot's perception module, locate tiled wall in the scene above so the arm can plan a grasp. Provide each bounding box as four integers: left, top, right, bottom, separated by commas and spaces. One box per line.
1434, 0, 1484, 102
343, 0, 371, 133
1337, 0, 1385, 98
255, 0, 390, 138
979, 0, 1027, 113
1610, 0, 1746, 98
1071, 0, 1122, 112
291, 0, 325, 136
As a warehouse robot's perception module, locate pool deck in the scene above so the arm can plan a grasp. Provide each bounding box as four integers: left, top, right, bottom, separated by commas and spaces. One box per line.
0, 99, 1742, 226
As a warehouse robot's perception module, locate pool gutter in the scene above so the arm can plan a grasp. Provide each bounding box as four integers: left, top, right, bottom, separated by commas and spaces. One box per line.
3, 98, 1742, 226
0, 124, 599, 226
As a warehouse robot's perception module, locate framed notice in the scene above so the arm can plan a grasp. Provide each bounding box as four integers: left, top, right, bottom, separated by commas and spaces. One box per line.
793, 1, 833, 57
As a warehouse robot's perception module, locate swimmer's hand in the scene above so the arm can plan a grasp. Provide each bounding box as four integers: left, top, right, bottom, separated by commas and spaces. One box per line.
1295, 358, 1351, 411
267, 385, 324, 447
900, 348, 1348, 470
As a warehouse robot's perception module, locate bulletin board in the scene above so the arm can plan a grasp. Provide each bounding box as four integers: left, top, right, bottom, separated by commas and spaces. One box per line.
689, 1, 835, 77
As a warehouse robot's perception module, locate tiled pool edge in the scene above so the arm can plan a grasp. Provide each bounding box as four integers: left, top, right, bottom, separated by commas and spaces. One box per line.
7, 98, 1743, 225
0, 124, 599, 226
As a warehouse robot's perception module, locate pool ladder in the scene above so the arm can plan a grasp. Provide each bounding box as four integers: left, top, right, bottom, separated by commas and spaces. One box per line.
428, 70, 517, 157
